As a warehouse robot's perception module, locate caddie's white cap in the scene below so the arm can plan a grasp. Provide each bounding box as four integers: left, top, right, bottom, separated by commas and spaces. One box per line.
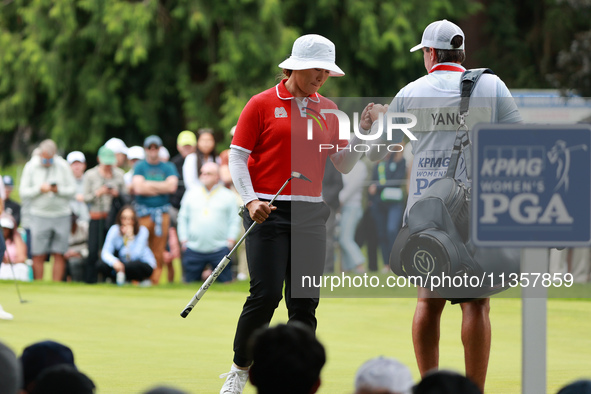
105, 137, 129, 155
278, 34, 344, 77
66, 151, 86, 164
354, 356, 414, 394
410, 19, 465, 52
127, 145, 145, 161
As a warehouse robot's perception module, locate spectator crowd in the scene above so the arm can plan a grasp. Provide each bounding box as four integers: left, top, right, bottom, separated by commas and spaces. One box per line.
0, 128, 589, 289
0, 129, 247, 287
0, 127, 406, 289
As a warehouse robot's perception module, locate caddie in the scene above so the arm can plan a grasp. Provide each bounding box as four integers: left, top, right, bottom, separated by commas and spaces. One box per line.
366, 19, 522, 392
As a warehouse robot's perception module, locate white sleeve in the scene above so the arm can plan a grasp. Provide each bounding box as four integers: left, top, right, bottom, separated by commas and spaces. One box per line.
367, 94, 407, 162
182, 153, 199, 190
0, 178, 5, 201
177, 194, 187, 242
365, 119, 390, 162
496, 78, 523, 124
229, 147, 257, 205
329, 135, 365, 174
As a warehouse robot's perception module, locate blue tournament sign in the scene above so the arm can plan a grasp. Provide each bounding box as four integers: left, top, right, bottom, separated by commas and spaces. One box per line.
472, 124, 591, 247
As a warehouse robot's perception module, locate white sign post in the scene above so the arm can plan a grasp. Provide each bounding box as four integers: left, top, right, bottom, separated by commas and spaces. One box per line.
521, 249, 548, 394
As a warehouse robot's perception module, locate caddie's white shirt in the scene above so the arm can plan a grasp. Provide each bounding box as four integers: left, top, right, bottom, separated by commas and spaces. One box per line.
381, 63, 522, 221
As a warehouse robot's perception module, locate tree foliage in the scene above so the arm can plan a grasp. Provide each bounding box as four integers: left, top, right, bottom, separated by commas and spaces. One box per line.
0, 0, 587, 162
0, 0, 478, 161
550, 0, 591, 96
472, 0, 591, 93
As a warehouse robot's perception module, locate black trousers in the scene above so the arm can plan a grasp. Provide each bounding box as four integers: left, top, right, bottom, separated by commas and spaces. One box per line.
85, 218, 107, 284
98, 260, 154, 282
232, 201, 329, 367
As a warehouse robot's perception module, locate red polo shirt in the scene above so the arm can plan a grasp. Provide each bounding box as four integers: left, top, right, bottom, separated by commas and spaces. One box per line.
231, 79, 348, 202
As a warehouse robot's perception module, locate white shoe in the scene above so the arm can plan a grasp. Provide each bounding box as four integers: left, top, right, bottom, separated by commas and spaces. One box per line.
219, 368, 248, 394
0, 306, 13, 320
116, 272, 126, 286
139, 279, 152, 287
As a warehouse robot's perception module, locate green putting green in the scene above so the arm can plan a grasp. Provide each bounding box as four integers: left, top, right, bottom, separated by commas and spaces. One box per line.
1, 279, 590, 393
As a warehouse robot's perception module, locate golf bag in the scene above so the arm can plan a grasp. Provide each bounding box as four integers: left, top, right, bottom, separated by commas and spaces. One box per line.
390, 69, 520, 302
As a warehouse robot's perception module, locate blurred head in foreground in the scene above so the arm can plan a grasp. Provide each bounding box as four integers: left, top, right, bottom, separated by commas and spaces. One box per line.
249, 323, 326, 394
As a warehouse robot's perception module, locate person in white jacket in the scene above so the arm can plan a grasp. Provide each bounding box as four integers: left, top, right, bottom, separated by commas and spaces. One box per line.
19, 139, 76, 280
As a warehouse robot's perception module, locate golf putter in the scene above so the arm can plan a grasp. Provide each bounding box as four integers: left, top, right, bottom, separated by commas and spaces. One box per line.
180, 171, 311, 318
5, 251, 28, 303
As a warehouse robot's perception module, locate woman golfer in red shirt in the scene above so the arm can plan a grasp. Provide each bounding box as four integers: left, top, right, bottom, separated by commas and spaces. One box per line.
220, 34, 372, 393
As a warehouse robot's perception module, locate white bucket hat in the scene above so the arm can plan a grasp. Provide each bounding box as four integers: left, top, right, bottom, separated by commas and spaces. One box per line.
410, 19, 465, 52
278, 34, 345, 77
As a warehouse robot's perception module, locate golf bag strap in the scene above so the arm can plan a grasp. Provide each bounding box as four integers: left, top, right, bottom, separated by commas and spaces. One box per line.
459, 68, 495, 119
446, 131, 470, 179
446, 68, 495, 179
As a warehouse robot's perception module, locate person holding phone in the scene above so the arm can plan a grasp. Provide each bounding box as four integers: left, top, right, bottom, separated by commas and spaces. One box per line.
20, 139, 76, 280
83, 146, 126, 283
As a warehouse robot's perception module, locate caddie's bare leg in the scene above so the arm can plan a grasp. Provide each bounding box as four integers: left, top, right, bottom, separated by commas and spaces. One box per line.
460, 298, 491, 393
412, 288, 445, 376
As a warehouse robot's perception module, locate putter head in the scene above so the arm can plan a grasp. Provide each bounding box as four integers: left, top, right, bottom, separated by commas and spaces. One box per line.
291, 171, 312, 183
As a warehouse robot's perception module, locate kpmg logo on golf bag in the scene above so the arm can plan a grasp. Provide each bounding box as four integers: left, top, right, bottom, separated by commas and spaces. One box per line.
305, 108, 418, 153
414, 153, 466, 197
478, 140, 585, 226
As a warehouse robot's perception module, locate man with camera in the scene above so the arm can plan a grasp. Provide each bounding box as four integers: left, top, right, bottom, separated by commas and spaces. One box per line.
83, 145, 126, 283
366, 20, 522, 392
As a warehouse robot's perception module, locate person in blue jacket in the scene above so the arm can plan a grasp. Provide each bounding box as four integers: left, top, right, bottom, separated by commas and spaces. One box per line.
99, 205, 156, 285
